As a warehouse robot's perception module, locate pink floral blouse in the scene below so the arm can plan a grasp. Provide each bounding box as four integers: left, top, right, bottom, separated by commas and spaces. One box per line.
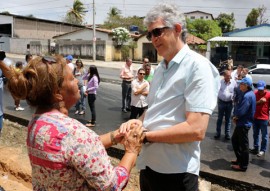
27, 111, 129, 190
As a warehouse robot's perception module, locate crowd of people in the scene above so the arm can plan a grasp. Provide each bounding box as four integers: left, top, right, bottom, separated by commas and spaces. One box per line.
215, 61, 269, 171
0, 2, 268, 191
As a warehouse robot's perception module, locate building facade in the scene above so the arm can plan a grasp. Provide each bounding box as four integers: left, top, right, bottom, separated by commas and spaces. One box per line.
0, 13, 83, 54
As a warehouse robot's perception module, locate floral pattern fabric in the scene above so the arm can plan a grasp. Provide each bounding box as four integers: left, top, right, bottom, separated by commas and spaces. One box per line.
27, 111, 129, 190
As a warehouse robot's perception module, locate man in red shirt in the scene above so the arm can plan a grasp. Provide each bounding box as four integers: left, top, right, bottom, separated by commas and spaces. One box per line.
250, 80, 270, 157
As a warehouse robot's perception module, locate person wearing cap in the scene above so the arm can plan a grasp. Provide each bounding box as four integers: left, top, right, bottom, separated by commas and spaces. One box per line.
249, 80, 270, 157
231, 77, 256, 171
65, 55, 74, 71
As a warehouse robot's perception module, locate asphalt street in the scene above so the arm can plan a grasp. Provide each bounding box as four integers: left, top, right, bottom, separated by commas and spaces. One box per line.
2, 54, 270, 190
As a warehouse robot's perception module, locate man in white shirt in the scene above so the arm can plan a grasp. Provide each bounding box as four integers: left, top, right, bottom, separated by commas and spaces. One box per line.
130, 68, 149, 119
120, 3, 220, 190
215, 70, 237, 140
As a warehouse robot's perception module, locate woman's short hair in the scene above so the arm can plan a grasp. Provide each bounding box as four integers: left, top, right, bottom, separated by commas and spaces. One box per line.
8, 56, 66, 108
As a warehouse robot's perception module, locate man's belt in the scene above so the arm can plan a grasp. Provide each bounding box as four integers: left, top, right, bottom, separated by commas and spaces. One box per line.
218, 99, 232, 103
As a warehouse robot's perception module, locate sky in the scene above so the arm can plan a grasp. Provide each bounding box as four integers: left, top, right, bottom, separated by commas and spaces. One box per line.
0, 0, 269, 29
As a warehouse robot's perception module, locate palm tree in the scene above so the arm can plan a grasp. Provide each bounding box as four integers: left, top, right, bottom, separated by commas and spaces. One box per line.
108, 7, 121, 17
65, 0, 86, 25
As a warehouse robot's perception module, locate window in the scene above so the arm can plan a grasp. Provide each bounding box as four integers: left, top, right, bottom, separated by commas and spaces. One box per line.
206, 16, 209, 19
200, 16, 204, 19
250, 68, 270, 75
190, 16, 195, 19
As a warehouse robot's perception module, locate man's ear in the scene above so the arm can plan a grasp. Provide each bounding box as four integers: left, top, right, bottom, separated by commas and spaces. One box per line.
175, 23, 182, 34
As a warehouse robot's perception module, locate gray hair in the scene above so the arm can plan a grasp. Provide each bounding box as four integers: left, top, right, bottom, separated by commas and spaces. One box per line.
144, 3, 187, 43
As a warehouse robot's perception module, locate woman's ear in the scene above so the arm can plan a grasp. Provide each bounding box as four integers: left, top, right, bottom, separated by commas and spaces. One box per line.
54, 93, 63, 102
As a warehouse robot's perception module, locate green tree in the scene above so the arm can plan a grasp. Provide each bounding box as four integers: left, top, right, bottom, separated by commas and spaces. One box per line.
102, 7, 145, 32
187, 19, 222, 41
216, 13, 235, 33
246, 8, 260, 27
187, 19, 222, 49
64, 0, 86, 25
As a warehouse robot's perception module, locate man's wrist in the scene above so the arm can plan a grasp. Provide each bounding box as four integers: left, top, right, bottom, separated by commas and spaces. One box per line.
143, 132, 151, 144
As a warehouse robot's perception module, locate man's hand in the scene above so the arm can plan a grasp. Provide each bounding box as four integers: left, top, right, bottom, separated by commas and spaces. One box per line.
0, 51, 6, 61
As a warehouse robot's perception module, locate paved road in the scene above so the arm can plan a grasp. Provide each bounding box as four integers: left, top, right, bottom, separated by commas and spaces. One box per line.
2, 53, 270, 190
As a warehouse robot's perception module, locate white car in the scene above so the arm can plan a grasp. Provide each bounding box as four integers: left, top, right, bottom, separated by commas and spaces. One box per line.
248, 64, 270, 86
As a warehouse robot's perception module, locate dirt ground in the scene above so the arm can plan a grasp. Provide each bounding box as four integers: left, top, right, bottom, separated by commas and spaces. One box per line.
0, 119, 231, 191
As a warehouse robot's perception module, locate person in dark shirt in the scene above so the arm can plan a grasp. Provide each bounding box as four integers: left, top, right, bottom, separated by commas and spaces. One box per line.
231, 77, 256, 171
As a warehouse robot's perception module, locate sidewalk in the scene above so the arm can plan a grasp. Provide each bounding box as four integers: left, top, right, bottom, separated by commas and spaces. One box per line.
5, 53, 154, 71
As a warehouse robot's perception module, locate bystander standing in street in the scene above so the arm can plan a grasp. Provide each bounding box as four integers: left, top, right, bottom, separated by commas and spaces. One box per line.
74, 59, 87, 115
231, 77, 256, 171
231, 65, 244, 81
130, 68, 149, 119
13, 61, 25, 111
120, 3, 220, 190
120, 58, 134, 113
65, 55, 74, 71
144, 63, 154, 84
84, 65, 100, 127
215, 70, 237, 140
249, 80, 269, 157
24, 53, 33, 68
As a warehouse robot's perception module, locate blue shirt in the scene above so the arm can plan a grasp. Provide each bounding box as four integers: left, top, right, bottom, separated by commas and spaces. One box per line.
137, 45, 220, 175
234, 90, 256, 128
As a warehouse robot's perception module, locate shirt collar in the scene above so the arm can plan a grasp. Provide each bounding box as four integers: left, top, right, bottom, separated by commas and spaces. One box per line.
160, 44, 189, 70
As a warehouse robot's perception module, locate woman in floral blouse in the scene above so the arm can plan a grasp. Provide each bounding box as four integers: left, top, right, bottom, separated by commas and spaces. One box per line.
0, 52, 145, 191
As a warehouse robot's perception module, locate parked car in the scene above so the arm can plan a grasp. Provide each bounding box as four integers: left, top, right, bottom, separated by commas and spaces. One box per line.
248, 64, 270, 87
254, 57, 270, 64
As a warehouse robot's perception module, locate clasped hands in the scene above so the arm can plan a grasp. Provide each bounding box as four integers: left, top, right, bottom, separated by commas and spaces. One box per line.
113, 119, 145, 155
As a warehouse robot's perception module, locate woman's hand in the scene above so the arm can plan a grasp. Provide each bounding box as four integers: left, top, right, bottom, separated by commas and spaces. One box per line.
119, 119, 142, 134
122, 125, 145, 155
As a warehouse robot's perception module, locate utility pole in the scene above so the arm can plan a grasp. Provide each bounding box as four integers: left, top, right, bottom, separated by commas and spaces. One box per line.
92, 0, 96, 61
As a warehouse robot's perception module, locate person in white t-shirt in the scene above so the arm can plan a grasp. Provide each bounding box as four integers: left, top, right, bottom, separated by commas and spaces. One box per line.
130, 68, 149, 119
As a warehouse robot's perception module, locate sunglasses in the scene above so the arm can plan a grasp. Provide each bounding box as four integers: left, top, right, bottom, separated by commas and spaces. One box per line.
42, 56, 56, 64
139, 73, 145, 75
146, 26, 170, 41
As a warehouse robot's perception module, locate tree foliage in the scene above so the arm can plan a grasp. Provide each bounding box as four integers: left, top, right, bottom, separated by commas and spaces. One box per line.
64, 0, 86, 25
101, 7, 145, 32
112, 27, 130, 47
187, 19, 222, 41
216, 13, 235, 33
246, 5, 268, 27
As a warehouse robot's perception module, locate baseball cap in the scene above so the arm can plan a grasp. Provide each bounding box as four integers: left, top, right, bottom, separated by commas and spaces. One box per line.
257, 80, 266, 90
239, 77, 252, 87
65, 55, 73, 61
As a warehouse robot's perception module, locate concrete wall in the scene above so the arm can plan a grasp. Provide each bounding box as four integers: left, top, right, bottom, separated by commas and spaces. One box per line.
55, 40, 106, 60
13, 17, 83, 39
0, 15, 13, 24
8, 38, 49, 55
0, 37, 10, 52
55, 29, 110, 41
